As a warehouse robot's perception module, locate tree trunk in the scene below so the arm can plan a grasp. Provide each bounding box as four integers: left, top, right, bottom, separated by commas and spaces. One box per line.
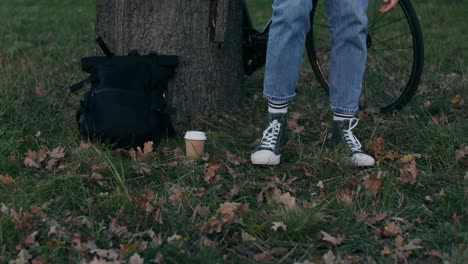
94, 0, 244, 130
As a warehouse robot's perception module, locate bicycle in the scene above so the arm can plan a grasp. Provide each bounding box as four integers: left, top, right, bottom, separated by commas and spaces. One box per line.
242, 0, 424, 113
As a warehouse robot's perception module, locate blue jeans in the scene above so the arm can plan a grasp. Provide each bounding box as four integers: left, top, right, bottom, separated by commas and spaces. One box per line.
263, 0, 369, 114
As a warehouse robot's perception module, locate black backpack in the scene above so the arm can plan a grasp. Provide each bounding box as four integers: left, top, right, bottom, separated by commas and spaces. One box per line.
70, 37, 179, 148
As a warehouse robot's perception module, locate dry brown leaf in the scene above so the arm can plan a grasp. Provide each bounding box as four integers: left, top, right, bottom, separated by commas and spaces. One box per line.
153, 252, 164, 264
455, 147, 468, 167
217, 202, 248, 223
241, 231, 256, 242
451, 94, 465, 108
381, 246, 392, 256
24, 231, 38, 247
320, 231, 344, 246
370, 137, 385, 160
23, 157, 41, 169
47, 146, 65, 159
423, 100, 431, 108
173, 146, 184, 157
323, 157, 343, 171
394, 235, 405, 247
271, 221, 287, 232
204, 164, 222, 184
275, 192, 297, 210
128, 253, 144, 264
254, 251, 272, 262
136, 165, 152, 175
375, 212, 388, 222
79, 141, 90, 149
200, 217, 223, 233
195, 206, 211, 218
196, 187, 205, 197
199, 236, 214, 247
167, 234, 182, 243
322, 250, 336, 264
288, 118, 299, 128
225, 151, 247, 165
399, 154, 421, 184
425, 249, 442, 258
384, 151, 399, 160
383, 222, 402, 237
169, 186, 186, 205
337, 189, 354, 207
363, 172, 383, 194
0, 174, 15, 184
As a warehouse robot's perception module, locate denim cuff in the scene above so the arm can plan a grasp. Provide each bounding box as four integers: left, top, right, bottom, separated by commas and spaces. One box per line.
263, 92, 296, 102
330, 105, 358, 115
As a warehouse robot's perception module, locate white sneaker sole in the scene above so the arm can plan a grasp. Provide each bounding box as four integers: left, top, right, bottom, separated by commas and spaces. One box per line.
251, 150, 281, 166
349, 153, 376, 167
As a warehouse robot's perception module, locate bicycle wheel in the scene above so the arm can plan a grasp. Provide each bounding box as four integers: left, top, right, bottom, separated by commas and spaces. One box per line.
306, 0, 424, 113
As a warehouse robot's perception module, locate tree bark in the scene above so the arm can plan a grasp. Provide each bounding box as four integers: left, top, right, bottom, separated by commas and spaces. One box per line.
95, 0, 244, 130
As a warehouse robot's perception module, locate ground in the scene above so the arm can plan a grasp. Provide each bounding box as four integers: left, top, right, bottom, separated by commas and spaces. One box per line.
0, 0, 467, 263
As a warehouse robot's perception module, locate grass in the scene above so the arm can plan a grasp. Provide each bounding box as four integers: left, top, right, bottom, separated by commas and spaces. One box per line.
0, 0, 467, 263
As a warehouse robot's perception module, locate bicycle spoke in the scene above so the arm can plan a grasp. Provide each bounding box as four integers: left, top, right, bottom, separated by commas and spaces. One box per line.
374, 31, 412, 44
371, 37, 414, 64
372, 49, 411, 77
370, 17, 407, 32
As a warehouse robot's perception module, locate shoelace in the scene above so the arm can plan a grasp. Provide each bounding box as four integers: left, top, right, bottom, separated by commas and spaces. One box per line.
342, 118, 362, 152
260, 119, 281, 150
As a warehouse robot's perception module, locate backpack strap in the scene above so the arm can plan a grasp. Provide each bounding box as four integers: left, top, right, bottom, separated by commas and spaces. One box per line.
69, 76, 91, 93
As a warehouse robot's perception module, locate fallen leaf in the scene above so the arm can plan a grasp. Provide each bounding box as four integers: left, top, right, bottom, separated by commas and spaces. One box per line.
24, 231, 38, 247
337, 189, 354, 207
196, 187, 205, 197
383, 222, 402, 237
241, 231, 256, 242
128, 253, 144, 264
47, 146, 65, 159
225, 151, 247, 165
153, 252, 164, 264
0, 174, 15, 184
399, 154, 421, 184
380, 246, 391, 256
195, 206, 210, 218
200, 217, 222, 233
455, 146, 468, 167
254, 251, 272, 262
317, 180, 324, 189
23, 157, 41, 169
79, 141, 90, 149
217, 202, 248, 223
425, 249, 442, 258
451, 94, 464, 108
362, 171, 383, 194
394, 235, 404, 247
320, 231, 344, 246
173, 147, 184, 157
370, 137, 385, 160
275, 192, 297, 210
271, 222, 287, 232
322, 250, 336, 264
167, 234, 182, 243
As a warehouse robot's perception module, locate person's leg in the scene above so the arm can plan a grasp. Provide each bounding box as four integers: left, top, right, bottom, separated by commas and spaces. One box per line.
251, 0, 313, 166
326, 0, 375, 166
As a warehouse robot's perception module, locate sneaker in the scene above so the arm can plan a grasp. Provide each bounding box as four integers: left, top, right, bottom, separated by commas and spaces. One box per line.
329, 117, 375, 167
251, 113, 288, 165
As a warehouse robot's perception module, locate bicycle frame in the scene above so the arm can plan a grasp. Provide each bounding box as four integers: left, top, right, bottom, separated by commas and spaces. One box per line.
242, 0, 318, 75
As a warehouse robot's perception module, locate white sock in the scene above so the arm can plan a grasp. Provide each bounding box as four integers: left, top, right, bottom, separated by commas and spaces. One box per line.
333, 112, 355, 121
268, 100, 289, 114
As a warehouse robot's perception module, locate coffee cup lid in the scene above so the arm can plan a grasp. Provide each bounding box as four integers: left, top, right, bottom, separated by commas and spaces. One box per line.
184, 131, 207, 140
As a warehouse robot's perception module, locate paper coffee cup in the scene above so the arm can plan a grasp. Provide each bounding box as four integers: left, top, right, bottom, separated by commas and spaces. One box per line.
184, 131, 207, 158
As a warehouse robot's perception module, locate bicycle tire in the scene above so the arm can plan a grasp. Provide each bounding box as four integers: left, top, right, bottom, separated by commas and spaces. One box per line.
306, 0, 424, 113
